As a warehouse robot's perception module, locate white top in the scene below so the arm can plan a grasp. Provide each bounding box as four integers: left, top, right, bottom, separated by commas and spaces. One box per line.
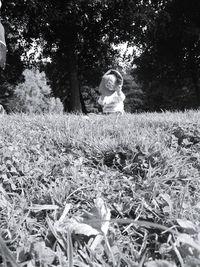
98, 91, 125, 113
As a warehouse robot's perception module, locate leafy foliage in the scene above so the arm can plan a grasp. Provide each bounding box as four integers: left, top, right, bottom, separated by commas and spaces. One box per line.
1, 0, 143, 112
1, 1, 200, 111
132, 0, 200, 110
8, 69, 63, 114
123, 74, 145, 112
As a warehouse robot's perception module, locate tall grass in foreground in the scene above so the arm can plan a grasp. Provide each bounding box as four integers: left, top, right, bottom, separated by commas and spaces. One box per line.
0, 111, 200, 266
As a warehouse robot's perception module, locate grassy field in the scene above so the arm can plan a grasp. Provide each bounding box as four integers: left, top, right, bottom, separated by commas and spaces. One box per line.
1, 111, 200, 266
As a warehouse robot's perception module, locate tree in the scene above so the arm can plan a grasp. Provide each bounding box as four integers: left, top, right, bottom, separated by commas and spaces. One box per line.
9, 68, 63, 113
1, 0, 142, 112
132, 0, 200, 110
123, 74, 145, 112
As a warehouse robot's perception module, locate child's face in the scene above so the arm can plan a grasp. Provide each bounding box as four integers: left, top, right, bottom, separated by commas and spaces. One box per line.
105, 75, 117, 91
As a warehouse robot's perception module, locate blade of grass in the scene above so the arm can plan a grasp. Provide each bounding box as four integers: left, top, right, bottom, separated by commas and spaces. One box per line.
46, 216, 65, 248
138, 250, 147, 267
67, 230, 73, 267
104, 233, 116, 266
82, 218, 178, 235
0, 235, 20, 267
169, 240, 184, 267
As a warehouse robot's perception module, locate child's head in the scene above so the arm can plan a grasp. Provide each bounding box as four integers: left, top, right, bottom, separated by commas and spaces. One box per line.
104, 74, 117, 91
99, 69, 123, 96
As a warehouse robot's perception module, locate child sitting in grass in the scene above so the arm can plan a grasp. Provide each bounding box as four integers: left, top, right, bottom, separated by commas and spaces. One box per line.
98, 69, 125, 114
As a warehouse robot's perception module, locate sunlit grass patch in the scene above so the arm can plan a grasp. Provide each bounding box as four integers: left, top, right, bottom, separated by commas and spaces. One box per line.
0, 111, 200, 266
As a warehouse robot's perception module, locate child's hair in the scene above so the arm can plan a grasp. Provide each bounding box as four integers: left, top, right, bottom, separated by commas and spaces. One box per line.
108, 70, 123, 85
99, 69, 123, 96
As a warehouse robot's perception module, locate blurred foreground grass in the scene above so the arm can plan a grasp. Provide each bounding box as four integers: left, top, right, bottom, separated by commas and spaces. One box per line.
0, 111, 200, 266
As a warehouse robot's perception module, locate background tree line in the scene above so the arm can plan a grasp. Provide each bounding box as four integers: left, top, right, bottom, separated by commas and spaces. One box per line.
0, 0, 199, 113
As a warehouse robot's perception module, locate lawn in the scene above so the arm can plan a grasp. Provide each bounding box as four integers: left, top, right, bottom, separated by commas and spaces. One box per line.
0, 111, 200, 266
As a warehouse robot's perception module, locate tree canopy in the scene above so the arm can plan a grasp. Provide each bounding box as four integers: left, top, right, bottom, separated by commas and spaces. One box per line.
1, 0, 141, 112
133, 0, 200, 110
1, 0, 200, 112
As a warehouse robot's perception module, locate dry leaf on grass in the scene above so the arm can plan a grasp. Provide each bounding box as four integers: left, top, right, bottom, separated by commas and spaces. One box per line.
55, 217, 100, 237
53, 197, 111, 253
55, 197, 111, 237
176, 219, 196, 231
177, 233, 200, 252
82, 197, 111, 235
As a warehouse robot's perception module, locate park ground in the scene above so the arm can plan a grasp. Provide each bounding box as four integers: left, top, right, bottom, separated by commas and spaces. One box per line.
0, 111, 200, 266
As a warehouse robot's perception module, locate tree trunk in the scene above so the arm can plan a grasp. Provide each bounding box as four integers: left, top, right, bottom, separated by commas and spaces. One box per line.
192, 71, 200, 106
80, 88, 88, 114
188, 45, 200, 106
67, 44, 82, 113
